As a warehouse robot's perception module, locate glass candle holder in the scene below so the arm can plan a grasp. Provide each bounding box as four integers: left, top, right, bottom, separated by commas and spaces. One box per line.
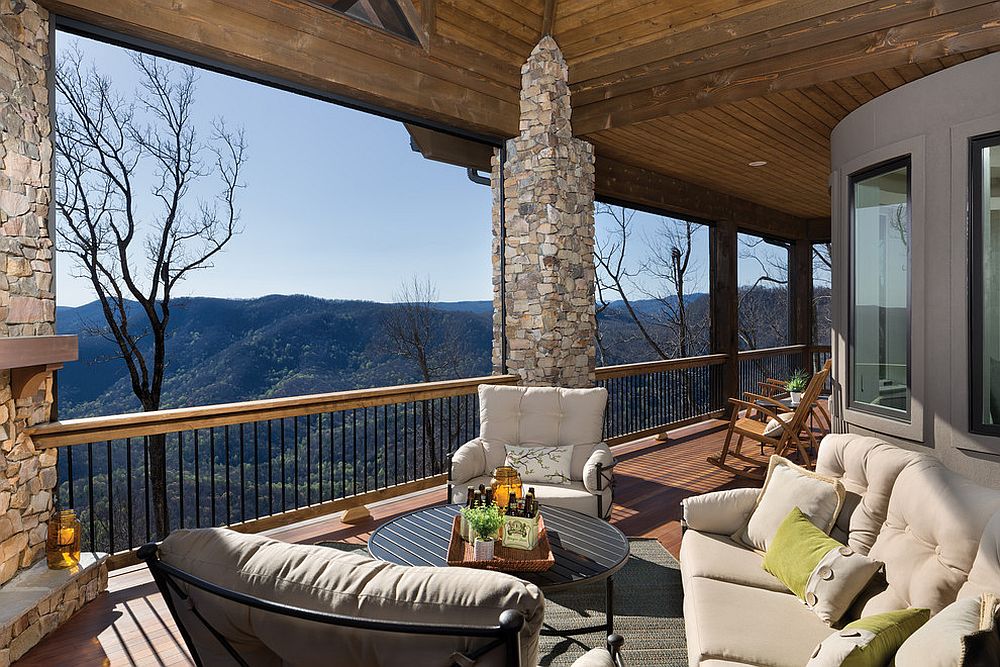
491, 466, 523, 509
47, 509, 82, 569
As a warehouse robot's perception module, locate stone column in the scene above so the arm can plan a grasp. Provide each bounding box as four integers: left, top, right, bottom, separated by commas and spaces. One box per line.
491, 36, 596, 388
0, 0, 57, 585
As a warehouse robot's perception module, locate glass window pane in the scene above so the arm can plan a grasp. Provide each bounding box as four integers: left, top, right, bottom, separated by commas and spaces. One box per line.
850, 160, 910, 418
973, 136, 1000, 432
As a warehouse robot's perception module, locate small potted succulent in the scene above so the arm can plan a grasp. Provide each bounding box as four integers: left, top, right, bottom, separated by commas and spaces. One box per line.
786, 369, 810, 405
461, 503, 504, 561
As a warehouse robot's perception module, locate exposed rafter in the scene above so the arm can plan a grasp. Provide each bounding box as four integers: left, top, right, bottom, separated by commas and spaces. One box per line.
572, 2, 1000, 133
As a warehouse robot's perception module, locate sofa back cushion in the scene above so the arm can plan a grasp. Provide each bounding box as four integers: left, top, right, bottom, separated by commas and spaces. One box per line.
860, 460, 1000, 616
159, 528, 545, 667
960, 510, 1000, 601
478, 385, 608, 477
816, 434, 925, 555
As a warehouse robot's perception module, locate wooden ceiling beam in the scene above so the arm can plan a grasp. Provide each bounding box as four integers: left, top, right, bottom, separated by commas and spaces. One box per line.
571, 0, 976, 105
572, 2, 1000, 134
596, 157, 811, 240
43, 0, 519, 138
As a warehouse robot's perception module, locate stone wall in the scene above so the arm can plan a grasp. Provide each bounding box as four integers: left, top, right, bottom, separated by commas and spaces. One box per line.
0, 1, 57, 585
492, 36, 597, 388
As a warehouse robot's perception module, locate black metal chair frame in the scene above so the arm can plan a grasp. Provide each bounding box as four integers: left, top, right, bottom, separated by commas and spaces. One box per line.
447, 456, 618, 521
138, 542, 624, 667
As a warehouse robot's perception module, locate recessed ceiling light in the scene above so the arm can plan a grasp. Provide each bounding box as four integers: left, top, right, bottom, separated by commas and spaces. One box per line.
748, 160, 768, 167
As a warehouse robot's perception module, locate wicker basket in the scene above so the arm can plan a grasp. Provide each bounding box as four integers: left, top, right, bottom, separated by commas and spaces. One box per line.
447, 514, 555, 572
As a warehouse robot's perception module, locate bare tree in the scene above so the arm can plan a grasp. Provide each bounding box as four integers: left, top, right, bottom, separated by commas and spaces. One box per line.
54, 47, 247, 537
813, 243, 832, 344
737, 236, 790, 350
594, 205, 670, 360
382, 277, 466, 473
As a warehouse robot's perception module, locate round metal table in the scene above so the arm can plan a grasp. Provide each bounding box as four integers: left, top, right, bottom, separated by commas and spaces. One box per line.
368, 503, 630, 636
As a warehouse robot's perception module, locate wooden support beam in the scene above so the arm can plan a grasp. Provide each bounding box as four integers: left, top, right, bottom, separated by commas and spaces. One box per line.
541, 0, 556, 37
43, 0, 518, 138
595, 157, 811, 240
710, 219, 740, 413
572, 2, 1000, 133
790, 238, 814, 369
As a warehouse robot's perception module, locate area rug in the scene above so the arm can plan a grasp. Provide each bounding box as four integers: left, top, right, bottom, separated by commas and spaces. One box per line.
317, 538, 687, 666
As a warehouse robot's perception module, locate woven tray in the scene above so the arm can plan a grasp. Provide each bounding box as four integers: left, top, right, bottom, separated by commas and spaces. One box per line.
447, 514, 555, 572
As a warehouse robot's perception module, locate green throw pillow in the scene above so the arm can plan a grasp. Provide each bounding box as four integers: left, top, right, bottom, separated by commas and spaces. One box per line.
763, 507, 883, 624
807, 608, 931, 667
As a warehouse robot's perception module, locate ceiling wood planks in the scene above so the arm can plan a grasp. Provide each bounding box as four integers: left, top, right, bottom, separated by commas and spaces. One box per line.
41, 0, 1000, 225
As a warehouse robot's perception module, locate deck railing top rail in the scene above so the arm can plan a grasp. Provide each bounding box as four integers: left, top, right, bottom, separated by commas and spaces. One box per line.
30, 374, 520, 448
736, 344, 809, 361
594, 353, 727, 380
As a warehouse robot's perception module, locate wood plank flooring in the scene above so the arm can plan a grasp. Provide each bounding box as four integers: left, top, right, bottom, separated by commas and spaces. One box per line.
15, 418, 755, 667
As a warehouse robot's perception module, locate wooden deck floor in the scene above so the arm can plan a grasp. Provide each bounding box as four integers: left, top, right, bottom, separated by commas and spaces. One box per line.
16, 418, 754, 667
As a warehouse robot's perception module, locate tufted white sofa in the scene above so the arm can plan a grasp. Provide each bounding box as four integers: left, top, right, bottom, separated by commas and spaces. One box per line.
449, 385, 614, 519
679, 433, 1000, 666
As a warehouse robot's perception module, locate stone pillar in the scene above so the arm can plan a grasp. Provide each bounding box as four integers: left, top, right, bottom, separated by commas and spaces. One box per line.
492, 36, 596, 388
0, 0, 57, 585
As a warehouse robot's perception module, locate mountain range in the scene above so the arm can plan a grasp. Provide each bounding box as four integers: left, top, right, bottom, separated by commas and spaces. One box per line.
55, 293, 709, 419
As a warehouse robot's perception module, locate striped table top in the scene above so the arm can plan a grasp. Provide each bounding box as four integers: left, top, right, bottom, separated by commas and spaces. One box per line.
368, 504, 630, 593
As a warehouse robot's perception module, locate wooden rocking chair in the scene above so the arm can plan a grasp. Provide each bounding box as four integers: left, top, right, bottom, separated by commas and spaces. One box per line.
708, 360, 832, 480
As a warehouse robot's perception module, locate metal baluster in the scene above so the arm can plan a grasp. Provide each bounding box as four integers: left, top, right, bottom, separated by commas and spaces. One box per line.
126, 438, 133, 550
179, 432, 185, 530
306, 414, 312, 506
352, 410, 358, 496
193, 429, 201, 527
106, 441, 114, 553
363, 407, 368, 494
87, 443, 95, 552
340, 411, 346, 499
224, 426, 231, 526
267, 420, 274, 516
143, 437, 151, 542
210, 428, 217, 526
280, 417, 287, 512
293, 416, 300, 508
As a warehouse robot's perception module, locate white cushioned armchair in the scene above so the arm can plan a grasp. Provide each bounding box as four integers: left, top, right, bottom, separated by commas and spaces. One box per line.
449, 385, 615, 519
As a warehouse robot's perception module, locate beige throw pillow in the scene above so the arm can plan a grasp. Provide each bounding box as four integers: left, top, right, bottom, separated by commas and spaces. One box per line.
505, 444, 573, 485
894, 593, 1000, 667
763, 412, 795, 436
733, 455, 846, 553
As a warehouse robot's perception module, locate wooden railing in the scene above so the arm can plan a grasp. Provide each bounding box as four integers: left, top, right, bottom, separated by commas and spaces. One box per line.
30, 375, 518, 567
30, 345, 832, 568
596, 354, 728, 445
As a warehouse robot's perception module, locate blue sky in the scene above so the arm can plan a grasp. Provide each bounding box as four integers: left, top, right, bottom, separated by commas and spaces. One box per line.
55, 32, 781, 308
55, 32, 494, 306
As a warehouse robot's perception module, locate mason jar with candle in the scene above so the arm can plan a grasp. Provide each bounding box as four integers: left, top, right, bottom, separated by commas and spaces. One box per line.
491, 466, 522, 510
47, 509, 82, 569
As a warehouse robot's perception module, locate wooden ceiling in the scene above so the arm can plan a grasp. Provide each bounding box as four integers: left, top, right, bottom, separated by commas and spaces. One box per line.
44, 0, 1000, 232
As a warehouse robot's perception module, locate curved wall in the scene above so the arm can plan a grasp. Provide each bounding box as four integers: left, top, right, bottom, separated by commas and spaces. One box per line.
830, 51, 1000, 487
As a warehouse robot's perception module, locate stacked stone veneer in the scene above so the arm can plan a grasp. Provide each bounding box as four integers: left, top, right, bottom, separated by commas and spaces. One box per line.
0, 3, 106, 663
491, 36, 597, 388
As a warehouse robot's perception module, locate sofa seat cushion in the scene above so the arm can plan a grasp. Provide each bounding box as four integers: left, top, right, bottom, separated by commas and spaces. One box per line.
683, 575, 834, 667
159, 528, 546, 667
680, 529, 788, 594
453, 477, 607, 518
862, 460, 1000, 617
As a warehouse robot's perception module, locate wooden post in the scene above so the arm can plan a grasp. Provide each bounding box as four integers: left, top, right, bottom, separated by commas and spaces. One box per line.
711, 220, 740, 414
790, 239, 814, 371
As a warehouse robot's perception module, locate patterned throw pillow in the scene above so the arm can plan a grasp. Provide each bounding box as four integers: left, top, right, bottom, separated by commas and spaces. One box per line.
505, 444, 573, 485
807, 608, 930, 667
763, 507, 883, 625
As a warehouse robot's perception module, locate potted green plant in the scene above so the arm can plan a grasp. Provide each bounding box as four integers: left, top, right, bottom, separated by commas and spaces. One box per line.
786, 369, 810, 405
461, 504, 504, 561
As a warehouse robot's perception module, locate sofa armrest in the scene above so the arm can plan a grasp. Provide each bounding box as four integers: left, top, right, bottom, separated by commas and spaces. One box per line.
582, 443, 615, 495
681, 487, 760, 535
449, 438, 488, 486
